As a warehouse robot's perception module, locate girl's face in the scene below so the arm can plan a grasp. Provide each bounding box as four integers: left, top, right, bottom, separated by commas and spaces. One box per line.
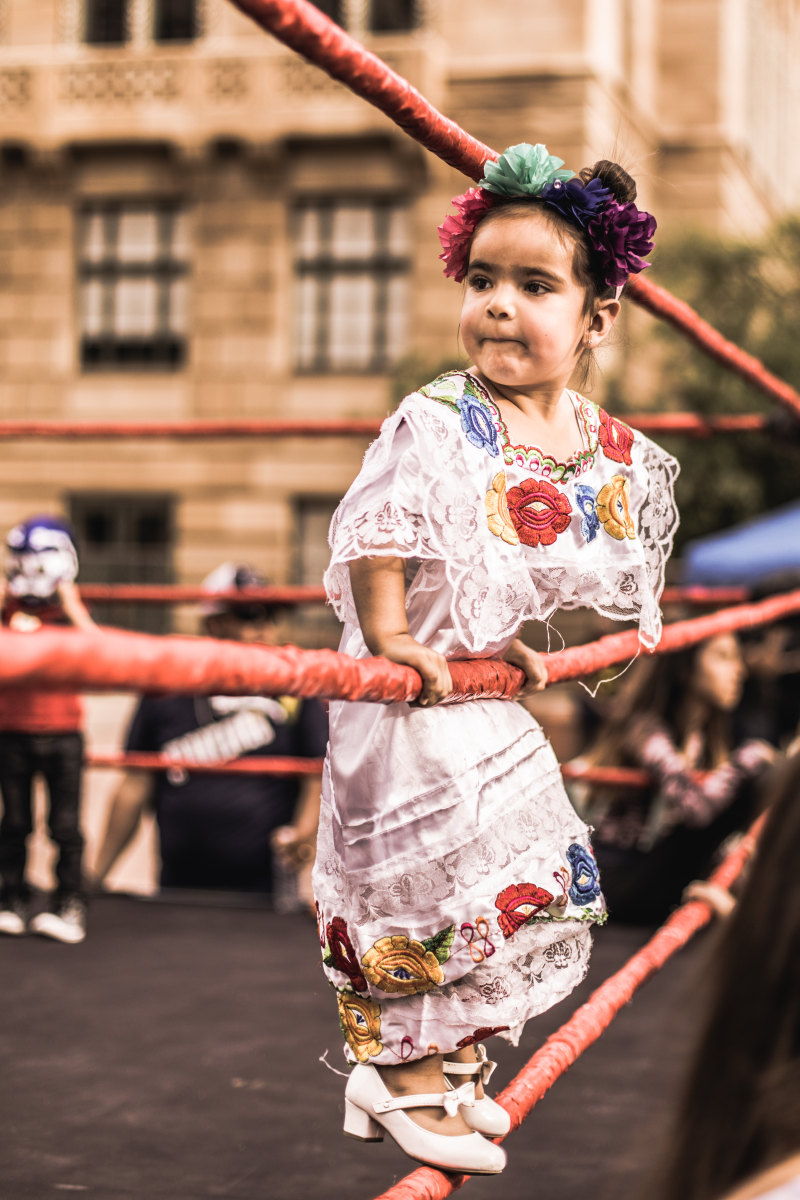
459, 208, 618, 396
691, 633, 746, 712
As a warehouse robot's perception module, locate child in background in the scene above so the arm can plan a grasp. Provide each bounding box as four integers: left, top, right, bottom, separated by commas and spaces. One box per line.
313, 144, 678, 1174
0, 516, 95, 943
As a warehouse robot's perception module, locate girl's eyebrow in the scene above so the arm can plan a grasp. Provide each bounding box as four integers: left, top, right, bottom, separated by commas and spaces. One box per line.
468, 259, 565, 285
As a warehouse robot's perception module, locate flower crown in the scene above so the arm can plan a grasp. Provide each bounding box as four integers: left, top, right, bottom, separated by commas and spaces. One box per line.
437, 143, 656, 290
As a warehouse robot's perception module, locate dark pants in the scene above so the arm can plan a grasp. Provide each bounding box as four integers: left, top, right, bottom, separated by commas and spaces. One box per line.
0, 731, 85, 902
595, 783, 756, 926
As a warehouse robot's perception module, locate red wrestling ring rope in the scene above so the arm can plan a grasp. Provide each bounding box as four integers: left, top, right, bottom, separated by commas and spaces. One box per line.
226, 0, 800, 423
74, 583, 748, 607
0, 413, 771, 439
84, 752, 656, 790
2, 588, 800, 699
372, 814, 765, 1200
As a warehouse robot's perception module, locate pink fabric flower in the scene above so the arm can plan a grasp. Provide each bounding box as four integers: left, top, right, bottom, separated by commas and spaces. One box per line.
437, 187, 499, 282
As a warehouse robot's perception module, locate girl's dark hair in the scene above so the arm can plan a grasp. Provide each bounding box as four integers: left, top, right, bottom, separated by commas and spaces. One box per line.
586, 641, 733, 775
650, 752, 800, 1200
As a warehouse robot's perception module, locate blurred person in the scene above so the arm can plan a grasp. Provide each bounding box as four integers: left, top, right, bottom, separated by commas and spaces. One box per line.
572, 633, 773, 924
0, 515, 96, 943
90, 564, 328, 902
734, 573, 800, 750
647, 751, 800, 1200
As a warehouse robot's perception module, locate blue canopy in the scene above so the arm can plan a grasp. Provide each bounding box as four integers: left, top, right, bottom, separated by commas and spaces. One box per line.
682, 501, 800, 586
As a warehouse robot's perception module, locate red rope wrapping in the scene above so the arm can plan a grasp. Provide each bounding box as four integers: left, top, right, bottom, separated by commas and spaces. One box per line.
84, 753, 657, 789
74, 584, 747, 607
373, 814, 765, 1200
0, 414, 770, 439
231, 0, 496, 177
78, 584, 329, 605
87, 752, 325, 775
1, 588, 799, 697
226, 0, 800, 424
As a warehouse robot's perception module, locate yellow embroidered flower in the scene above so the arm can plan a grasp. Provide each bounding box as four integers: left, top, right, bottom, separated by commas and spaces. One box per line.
596, 475, 636, 540
485, 472, 519, 546
361, 934, 445, 995
337, 991, 383, 1062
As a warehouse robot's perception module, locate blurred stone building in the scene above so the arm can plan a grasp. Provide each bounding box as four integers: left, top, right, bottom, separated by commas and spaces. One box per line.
0, 0, 798, 638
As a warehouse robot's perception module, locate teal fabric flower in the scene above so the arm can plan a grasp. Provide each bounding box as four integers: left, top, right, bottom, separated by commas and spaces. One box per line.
480, 143, 575, 200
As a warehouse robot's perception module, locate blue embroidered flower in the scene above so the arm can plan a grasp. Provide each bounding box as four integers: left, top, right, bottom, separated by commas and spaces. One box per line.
566, 843, 602, 906
457, 394, 499, 457
575, 484, 600, 543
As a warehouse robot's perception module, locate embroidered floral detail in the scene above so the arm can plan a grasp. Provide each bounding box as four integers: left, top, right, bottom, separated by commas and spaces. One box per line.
456, 1025, 511, 1049
337, 990, 383, 1062
457, 393, 499, 456
361, 933, 447, 995
489, 390, 598, 481
574, 483, 599, 543
420, 923, 456, 964
315, 901, 326, 949
494, 882, 556, 939
566, 843, 602, 906
597, 408, 634, 465
459, 916, 496, 963
485, 472, 519, 546
324, 916, 368, 993
506, 478, 572, 547
597, 475, 636, 540
544, 940, 573, 970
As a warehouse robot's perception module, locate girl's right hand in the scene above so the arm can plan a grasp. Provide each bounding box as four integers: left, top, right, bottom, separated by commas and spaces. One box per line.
374, 633, 453, 706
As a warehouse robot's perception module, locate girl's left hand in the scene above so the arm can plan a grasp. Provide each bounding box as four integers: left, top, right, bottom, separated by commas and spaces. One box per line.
503, 639, 548, 697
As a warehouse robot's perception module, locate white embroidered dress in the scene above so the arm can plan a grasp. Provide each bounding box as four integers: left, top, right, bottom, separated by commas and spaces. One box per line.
313, 371, 679, 1065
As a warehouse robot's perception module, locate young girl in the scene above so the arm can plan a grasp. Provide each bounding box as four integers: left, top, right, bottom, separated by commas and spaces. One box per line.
312, 143, 678, 1175
574, 633, 774, 924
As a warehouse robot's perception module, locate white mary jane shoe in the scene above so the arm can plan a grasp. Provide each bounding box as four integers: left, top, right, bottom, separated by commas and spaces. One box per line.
443, 1044, 511, 1138
343, 1062, 506, 1175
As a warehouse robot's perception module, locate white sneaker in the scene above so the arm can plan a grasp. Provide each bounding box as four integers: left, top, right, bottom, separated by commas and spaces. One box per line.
0, 901, 27, 936
30, 898, 86, 944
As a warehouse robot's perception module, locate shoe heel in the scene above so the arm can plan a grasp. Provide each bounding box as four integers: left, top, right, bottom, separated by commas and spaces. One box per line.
343, 1098, 383, 1142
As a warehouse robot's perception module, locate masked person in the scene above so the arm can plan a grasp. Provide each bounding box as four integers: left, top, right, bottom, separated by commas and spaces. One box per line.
0, 515, 96, 943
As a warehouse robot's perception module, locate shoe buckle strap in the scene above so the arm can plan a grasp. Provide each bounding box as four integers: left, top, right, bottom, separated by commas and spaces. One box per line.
443, 1045, 497, 1087
373, 1081, 476, 1118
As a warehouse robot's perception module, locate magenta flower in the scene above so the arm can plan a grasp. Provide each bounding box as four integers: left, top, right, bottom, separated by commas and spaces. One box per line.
588, 200, 657, 289
437, 186, 499, 282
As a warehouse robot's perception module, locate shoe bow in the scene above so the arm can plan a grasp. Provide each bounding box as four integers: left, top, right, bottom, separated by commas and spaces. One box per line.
442, 1080, 476, 1117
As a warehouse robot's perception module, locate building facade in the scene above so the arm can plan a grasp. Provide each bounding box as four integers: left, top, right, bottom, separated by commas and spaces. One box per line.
0, 0, 797, 638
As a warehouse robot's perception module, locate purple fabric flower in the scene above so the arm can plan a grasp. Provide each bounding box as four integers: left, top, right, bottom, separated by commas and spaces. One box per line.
587, 200, 657, 289
539, 177, 611, 228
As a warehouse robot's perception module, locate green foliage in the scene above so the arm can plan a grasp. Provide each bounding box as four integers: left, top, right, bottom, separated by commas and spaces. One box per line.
389, 353, 468, 409
622, 222, 800, 550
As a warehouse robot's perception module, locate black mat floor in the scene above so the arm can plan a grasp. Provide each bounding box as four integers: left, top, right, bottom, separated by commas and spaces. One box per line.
0, 894, 711, 1200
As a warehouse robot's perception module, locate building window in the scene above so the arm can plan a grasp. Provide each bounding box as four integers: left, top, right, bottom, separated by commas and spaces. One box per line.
309, 0, 345, 26
293, 200, 409, 373
85, 0, 127, 44
154, 0, 199, 42
78, 202, 189, 371
369, 0, 417, 33
69, 493, 175, 634
292, 496, 343, 644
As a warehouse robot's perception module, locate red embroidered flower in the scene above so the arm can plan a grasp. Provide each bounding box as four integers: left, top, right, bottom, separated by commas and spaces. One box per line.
505, 478, 572, 547
597, 408, 634, 465
457, 1026, 511, 1049
495, 882, 555, 939
326, 916, 368, 993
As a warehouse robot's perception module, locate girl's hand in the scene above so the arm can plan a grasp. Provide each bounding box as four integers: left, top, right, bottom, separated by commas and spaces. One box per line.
503, 638, 548, 697
374, 632, 453, 707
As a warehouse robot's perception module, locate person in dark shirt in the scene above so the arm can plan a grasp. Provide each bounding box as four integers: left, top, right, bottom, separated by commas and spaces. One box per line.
91, 564, 328, 900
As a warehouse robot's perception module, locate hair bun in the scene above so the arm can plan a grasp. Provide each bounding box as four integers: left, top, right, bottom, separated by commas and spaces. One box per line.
579, 160, 637, 204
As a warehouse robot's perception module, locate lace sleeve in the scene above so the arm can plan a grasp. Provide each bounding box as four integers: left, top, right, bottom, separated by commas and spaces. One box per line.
323, 402, 445, 627
630, 434, 680, 648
